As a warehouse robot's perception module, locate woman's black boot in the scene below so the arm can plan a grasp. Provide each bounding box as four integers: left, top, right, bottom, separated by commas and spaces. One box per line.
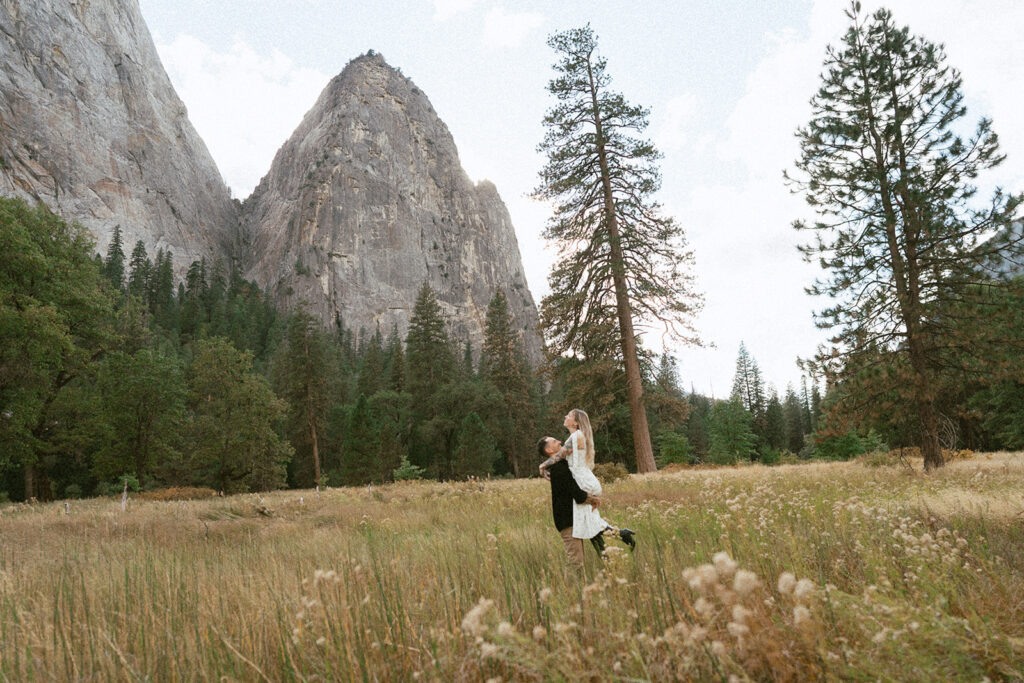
618, 528, 637, 551
590, 532, 606, 554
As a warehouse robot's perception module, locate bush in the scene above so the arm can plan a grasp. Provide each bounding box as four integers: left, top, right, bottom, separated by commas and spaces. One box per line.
136, 487, 218, 501
655, 431, 693, 467
63, 484, 83, 499
759, 447, 783, 465
813, 431, 865, 460
393, 455, 425, 481
592, 462, 629, 484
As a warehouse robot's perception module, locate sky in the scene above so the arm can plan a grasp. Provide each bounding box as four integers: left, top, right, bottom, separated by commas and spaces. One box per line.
138, 0, 1024, 397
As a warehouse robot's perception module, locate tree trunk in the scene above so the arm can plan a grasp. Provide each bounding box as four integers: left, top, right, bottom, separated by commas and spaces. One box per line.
854, 31, 944, 471
24, 464, 34, 501
304, 334, 321, 486
586, 55, 656, 473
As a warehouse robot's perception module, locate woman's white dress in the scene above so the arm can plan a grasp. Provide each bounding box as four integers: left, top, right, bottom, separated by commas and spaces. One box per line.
566, 430, 608, 539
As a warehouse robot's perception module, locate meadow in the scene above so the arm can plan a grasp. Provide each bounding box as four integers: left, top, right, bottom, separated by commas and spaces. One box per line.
2, 453, 1023, 681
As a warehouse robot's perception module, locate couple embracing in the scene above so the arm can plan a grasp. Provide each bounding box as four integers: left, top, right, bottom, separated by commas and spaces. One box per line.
538, 408, 636, 572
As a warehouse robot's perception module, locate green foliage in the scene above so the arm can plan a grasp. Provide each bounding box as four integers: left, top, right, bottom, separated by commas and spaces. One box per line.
272, 310, 335, 486
655, 430, 692, 467
92, 349, 186, 487
451, 412, 497, 479
708, 399, 757, 464
787, 4, 1023, 468
481, 290, 535, 476
814, 430, 866, 461
392, 454, 424, 481
0, 198, 118, 497
188, 337, 292, 493
340, 394, 381, 485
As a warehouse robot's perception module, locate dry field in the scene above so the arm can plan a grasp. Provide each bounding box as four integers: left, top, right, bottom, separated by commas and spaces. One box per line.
2, 453, 1024, 681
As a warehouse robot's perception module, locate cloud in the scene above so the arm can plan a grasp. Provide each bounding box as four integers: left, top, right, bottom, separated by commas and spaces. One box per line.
432, 0, 478, 22
153, 34, 329, 198
654, 93, 699, 152
482, 6, 545, 49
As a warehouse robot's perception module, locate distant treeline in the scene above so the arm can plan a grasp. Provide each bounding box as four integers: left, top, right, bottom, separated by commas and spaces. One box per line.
2, 197, 1020, 501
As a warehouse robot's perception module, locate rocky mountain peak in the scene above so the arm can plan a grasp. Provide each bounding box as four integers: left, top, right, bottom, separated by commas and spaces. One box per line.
242, 52, 543, 363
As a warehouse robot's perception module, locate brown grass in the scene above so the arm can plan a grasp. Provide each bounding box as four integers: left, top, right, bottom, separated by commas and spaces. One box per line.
1, 453, 1023, 680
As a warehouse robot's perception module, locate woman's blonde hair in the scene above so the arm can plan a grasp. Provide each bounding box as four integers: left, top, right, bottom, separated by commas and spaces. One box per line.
571, 408, 596, 469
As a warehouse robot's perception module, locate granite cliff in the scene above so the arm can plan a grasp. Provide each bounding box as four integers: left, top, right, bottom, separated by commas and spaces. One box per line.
0, 0, 238, 272
241, 53, 542, 362
0, 0, 542, 362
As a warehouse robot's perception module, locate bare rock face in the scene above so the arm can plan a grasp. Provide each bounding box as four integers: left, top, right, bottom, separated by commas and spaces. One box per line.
0, 0, 237, 272
242, 53, 542, 363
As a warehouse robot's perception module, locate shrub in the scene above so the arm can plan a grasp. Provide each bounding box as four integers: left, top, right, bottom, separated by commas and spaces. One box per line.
592, 462, 629, 484
393, 455, 425, 481
758, 447, 783, 465
63, 484, 83, 499
655, 430, 693, 467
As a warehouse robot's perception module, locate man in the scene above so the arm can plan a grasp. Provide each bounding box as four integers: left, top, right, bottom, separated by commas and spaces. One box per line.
538, 436, 602, 572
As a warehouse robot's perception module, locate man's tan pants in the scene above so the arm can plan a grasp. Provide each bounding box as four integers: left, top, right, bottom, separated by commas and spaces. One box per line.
560, 527, 584, 571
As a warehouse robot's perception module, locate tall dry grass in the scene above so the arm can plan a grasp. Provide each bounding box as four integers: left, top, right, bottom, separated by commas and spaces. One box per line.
2, 453, 1023, 680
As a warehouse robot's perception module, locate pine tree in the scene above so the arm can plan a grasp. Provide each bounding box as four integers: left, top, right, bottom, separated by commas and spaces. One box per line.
730, 343, 766, 426
127, 240, 151, 302
764, 389, 787, 451
406, 283, 453, 402
708, 398, 757, 464
783, 384, 806, 454
385, 324, 406, 392
786, 3, 1024, 469
405, 283, 455, 474
273, 310, 333, 487
356, 326, 385, 398
103, 226, 125, 291
534, 25, 702, 473
451, 412, 498, 479
340, 394, 380, 485
481, 290, 533, 476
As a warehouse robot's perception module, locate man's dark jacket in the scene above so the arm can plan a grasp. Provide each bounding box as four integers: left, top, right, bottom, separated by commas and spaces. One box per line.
548, 459, 589, 532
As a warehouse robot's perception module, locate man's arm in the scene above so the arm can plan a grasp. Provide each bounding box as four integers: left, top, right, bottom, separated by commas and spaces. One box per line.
550, 463, 598, 506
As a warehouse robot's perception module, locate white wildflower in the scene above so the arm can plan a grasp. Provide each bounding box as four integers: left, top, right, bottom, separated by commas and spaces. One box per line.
713, 551, 738, 579
480, 641, 499, 658
532, 625, 546, 640
793, 605, 812, 627
538, 587, 552, 602
711, 640, 727, 657
793, 578, 816, 602
733, 569, 760, 596
461, 597, 494, 637
694, 597, 713, 618
777, 572, 796, 595
727, 621, 750, 638
732, 605, 752, 625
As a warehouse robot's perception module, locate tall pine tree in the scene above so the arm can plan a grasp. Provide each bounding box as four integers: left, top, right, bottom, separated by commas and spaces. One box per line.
534, 25, 701, 473
786, 3, 1024, 468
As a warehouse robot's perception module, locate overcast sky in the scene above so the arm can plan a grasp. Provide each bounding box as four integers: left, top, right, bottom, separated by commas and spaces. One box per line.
138, 0, 1024, 397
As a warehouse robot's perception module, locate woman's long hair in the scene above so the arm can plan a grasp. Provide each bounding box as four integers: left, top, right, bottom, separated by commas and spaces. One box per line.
572, 408, 596, 469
